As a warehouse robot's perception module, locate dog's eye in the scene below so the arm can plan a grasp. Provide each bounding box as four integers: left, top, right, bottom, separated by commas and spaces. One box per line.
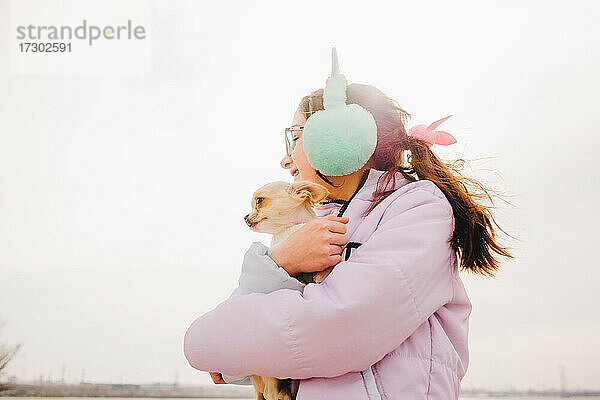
256, 197, 264, 206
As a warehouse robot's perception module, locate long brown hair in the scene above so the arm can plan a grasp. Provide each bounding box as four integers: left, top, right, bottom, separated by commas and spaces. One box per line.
298, 83, 513, 277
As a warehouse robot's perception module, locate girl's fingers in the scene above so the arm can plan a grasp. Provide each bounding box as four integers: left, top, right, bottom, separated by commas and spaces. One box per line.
209, 372, 227, 385
325, 220, 348, 234
328, 245, 343, 256
329, 232, 349, 246
323, 215, 349, 223
328, 254, 343, 265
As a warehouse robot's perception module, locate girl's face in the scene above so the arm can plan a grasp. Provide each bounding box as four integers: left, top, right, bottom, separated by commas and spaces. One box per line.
280, 108, 320, 183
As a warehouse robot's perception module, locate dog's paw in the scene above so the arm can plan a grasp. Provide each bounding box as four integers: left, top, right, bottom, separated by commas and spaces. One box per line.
277, 391, 292, 400
313, 267, 332, 283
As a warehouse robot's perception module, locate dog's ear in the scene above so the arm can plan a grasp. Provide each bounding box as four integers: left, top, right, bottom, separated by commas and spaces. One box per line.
288, 181, 330, 206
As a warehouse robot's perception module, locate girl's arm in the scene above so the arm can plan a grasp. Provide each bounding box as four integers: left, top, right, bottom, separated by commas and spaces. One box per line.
184, 185, 455, 379
219, 241, 306, 384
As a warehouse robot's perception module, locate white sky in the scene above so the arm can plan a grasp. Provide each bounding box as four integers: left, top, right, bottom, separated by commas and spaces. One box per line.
0, 0, 599, 392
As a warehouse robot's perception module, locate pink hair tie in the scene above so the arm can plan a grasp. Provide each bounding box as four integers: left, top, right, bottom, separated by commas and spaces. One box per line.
408, 115, 457, 147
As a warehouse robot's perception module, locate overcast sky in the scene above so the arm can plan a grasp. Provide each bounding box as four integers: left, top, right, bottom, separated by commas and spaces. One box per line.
1, 0, 599, 392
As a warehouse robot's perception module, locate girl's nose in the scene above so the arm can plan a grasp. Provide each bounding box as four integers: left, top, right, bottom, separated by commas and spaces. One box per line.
280, 154, 292, 169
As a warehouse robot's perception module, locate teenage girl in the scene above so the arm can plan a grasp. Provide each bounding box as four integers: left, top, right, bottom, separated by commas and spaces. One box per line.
184, 50, 512, 400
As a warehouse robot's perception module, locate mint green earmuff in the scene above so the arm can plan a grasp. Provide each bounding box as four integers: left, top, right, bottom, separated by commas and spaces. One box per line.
302, 48, 377, 177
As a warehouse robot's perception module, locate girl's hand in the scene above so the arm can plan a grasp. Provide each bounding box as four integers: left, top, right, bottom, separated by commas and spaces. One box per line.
270, 215, 349, 276
209, 371, 227, 384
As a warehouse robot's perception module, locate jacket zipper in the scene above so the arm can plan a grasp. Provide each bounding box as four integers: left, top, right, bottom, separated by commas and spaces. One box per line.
361, 366, 382, 400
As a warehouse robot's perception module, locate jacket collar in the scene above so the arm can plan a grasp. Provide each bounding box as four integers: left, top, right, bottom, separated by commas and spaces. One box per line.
316, 168, 411, 217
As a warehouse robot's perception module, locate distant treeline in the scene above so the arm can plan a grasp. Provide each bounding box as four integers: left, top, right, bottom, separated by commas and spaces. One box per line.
0, 382, 253, 398
1, 382, 599, 398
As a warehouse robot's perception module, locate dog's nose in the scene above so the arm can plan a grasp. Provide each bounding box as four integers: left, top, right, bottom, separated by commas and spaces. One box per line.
244, 214, 249, 222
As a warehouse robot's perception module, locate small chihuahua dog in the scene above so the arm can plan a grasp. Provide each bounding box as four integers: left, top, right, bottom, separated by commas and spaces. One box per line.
243, 180, 331, 400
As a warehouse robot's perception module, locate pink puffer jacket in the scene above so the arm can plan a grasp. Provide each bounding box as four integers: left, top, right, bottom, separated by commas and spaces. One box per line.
184, 168, 472, 399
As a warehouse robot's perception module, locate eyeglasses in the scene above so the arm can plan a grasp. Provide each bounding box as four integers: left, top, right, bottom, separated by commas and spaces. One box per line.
284, 125, 303, 157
